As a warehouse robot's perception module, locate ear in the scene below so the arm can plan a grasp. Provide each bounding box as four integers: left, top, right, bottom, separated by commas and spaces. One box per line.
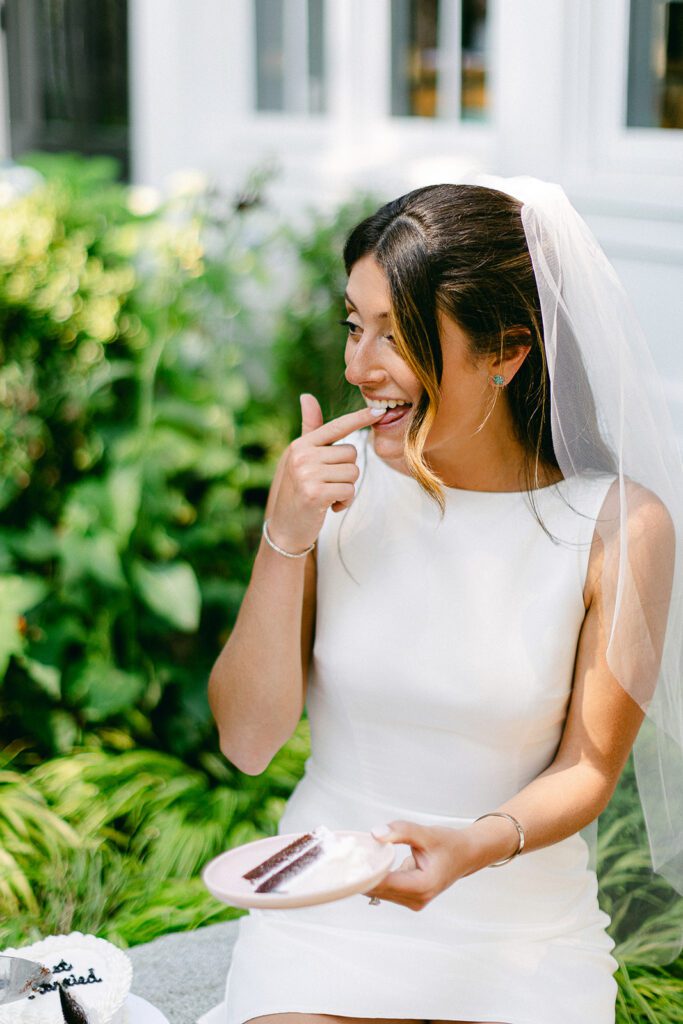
489, 328, 532, 385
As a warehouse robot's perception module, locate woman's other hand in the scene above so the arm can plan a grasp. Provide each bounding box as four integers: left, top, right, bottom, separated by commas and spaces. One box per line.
268, 394, 383, 553
364, 820, 474, 911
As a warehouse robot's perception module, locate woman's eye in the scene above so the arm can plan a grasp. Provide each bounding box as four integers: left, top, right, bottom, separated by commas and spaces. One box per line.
338, 319, 362, 337
338, 319, 396, 347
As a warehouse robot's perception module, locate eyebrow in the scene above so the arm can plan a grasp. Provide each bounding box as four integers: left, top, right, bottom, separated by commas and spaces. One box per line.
344, 290, 390, 320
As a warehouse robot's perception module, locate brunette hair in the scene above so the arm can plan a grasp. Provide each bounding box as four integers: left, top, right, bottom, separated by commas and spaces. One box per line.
343, 184, 614, 519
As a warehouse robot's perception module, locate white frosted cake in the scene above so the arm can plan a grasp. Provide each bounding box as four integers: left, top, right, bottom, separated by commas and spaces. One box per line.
0, 933, 132, 1024
242, 825, 373, 893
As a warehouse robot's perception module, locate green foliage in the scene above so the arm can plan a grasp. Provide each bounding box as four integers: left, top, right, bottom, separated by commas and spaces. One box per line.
616, 960, 683, 1023
0, 154, 288, 760
598, 758, 683, 968
269, 196, 380, 435
0, 720, 309, 946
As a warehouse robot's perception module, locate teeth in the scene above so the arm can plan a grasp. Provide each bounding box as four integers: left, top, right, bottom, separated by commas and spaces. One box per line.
365, 398, 410, 409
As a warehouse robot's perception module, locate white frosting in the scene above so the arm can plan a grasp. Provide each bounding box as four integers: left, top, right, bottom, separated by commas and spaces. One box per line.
274, 827, 372, 894
0, 934, 132, 1024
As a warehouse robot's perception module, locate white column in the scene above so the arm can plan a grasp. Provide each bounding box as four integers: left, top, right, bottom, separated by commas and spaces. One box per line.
491, 0, 571, 179
129, 0, 253, 186
354, 0, 391, 121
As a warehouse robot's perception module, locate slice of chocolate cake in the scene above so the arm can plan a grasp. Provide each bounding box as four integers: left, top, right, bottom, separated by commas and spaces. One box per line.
241, 826, 374, 896
242, 832, 316, 883
254, 842, 324, 893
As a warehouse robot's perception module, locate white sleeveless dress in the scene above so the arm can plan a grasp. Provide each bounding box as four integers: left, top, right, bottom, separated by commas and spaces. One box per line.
212, 427, 620, 1024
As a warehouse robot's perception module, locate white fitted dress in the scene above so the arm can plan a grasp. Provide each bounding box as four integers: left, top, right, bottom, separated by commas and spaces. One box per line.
210, 427, 620, 1024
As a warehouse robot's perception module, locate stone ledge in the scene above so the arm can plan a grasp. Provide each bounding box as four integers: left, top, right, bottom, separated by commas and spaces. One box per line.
127, 920, 239, 1024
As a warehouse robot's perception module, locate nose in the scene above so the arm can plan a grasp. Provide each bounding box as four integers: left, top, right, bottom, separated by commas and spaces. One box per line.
344, 332, 387, 389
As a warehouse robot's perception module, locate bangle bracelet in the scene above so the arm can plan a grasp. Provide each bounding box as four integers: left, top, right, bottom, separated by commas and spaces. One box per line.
262, 518, 315, 559
473, 811, 526, 866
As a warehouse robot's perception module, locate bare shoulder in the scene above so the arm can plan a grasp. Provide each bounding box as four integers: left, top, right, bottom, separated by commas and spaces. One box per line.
583, 475, 675, 611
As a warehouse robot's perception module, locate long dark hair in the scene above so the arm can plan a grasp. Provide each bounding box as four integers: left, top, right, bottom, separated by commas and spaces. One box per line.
343, 184, 615, 517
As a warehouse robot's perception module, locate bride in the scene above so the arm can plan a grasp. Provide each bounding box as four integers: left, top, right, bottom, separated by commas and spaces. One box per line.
206, 178, 683, 1024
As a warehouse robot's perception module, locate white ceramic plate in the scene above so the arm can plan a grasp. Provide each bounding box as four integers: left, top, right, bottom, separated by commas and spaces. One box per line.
202, 830, 394, 910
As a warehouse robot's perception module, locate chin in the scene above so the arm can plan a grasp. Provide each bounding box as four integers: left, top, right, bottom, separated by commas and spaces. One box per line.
371, 426, 407, 446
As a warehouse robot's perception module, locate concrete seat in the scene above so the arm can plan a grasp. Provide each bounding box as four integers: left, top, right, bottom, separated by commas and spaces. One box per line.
127, 920, 239, 1024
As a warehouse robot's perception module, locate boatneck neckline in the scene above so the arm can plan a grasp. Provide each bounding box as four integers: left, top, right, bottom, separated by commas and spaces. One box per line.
366, 434, 565, 496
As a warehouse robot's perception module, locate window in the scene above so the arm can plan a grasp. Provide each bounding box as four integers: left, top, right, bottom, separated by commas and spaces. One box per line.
627, 0, 683, 128
390, 0, 489, 121
391, 0, 439, 117
461, 0, 488, 121
4, 0, 129, 175
254, 0, 326, 114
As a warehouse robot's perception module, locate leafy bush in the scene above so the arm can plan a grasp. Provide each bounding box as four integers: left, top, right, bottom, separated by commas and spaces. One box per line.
0, 155, 289, 762
269, 196, 379, 435
0, 721, 309, 946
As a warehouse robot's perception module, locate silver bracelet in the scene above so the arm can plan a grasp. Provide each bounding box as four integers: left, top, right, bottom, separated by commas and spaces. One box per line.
473, 811, 526, 866
262, 518, 315, 559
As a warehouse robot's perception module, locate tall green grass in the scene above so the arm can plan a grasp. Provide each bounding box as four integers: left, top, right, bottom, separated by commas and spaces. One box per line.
0, 723, 309, 946
2, 736, 683, 1020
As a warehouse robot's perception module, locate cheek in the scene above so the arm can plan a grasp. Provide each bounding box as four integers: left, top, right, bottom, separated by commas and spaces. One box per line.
432, 376, 485, 429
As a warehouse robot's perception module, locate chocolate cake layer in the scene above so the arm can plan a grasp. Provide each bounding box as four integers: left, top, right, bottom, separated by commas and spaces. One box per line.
243, 832, 316, 882
255, 842, 323, 893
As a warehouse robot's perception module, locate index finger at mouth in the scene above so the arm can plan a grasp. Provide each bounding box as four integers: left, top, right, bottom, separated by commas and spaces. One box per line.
311, 405, 386, 446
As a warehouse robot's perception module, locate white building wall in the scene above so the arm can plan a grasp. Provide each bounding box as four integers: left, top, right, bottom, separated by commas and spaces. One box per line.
0, 0, 674, 428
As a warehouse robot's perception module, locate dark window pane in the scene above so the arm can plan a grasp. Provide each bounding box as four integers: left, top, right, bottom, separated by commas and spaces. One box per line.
628, 0, 683, 129
255, 0, 285, 111
254, 0, 326, 114
308, 0, 325, 114
5, 0, 129, 176
461, 0, 488, 121
391, 0, 439, 117
391, 0, 489, 121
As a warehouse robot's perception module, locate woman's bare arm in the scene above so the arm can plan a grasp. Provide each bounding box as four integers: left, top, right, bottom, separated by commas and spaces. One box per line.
465, 482, 675, 867
208, 401, 378, 775
208, 449, 317, 775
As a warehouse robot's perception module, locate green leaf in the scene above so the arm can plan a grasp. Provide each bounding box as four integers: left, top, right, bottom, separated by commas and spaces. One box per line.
59, 532, 127, 590
107, 466, 142, 546
65, 660, 146, 721
45, 710, 80, 754
19, 656, 61, 700
0, 576, 48, 676
8, 520, 60, 563
131, 560, 201, 632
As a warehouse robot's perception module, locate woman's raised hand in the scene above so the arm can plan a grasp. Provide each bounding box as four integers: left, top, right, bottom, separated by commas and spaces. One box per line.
267, 393, 384, 554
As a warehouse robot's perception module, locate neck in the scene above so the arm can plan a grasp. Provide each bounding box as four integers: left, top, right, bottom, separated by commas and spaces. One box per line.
426, 434, 530, 492
380, 399, 560, 492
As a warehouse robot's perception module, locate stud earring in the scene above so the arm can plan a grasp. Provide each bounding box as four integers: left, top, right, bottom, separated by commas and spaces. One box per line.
491, 374, 506, 386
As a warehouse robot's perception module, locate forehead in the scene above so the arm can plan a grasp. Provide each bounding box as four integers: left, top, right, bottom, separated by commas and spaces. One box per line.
346, 255, 392, 320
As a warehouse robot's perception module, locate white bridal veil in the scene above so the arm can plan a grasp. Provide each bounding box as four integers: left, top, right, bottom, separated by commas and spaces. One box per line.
478, 175, 683, 964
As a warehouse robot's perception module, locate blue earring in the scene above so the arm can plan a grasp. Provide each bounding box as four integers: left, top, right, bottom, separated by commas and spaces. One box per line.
491, 374, 506, 386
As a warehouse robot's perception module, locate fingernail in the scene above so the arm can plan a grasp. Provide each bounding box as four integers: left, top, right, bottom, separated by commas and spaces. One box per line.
370, 408, 385, 417
371, 824, 392, 839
